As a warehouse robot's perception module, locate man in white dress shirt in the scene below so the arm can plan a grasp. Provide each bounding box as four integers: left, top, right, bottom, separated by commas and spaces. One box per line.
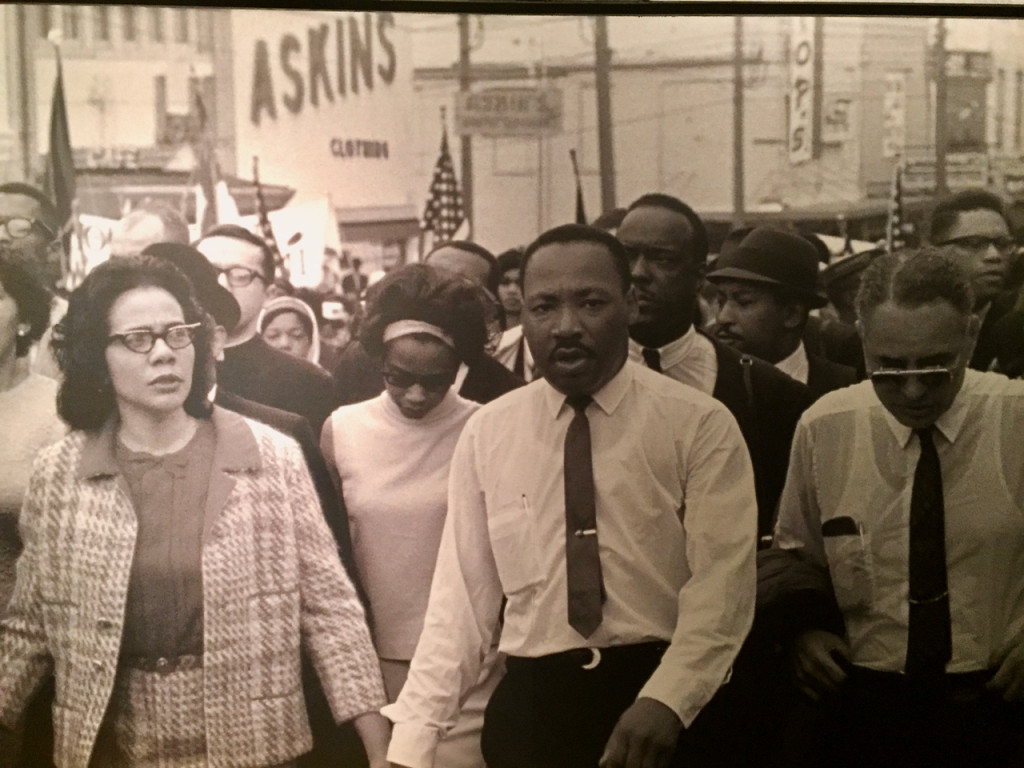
383, 223, 757, 768
773, 246, 1024, 766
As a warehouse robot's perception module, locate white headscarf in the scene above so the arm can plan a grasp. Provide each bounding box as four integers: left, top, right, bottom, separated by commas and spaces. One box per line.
258, 295, 321, 366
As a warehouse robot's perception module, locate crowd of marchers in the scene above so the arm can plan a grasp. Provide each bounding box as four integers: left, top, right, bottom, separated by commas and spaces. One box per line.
0, 178, 1022, 768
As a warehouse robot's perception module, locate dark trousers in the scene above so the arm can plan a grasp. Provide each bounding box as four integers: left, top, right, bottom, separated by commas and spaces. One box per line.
778, 666, 1024, 768
481, 642, 679, 768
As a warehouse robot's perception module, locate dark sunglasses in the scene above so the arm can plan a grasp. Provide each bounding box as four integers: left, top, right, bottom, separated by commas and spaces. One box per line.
108, 323, 202, 354
868, 366, 954, 389
381, 365, 456, 392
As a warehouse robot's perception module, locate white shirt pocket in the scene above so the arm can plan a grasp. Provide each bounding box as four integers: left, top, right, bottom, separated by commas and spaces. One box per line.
823, 527, 876, 615
487, 497, 542, 595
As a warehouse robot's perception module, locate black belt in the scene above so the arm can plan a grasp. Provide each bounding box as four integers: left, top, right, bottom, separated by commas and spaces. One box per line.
119, 654, 203, 674
847, 664, 994, 693
507, 641, 669, 673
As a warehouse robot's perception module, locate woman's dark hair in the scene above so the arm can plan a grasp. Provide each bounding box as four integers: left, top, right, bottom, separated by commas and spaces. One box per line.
262, 306, 313, 340
0, 259, 53, 358
360, 263, 488, 366
495, 247, 524, 279
53, 255, 215, 430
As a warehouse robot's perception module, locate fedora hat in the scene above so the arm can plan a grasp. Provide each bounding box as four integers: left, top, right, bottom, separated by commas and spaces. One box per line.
142, 242, 242, 332
706, 226, 827, 308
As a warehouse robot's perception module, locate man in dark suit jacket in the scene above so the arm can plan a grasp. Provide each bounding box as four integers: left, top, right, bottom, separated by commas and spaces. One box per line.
616, 196, 815, 542
706, 227, 858, 403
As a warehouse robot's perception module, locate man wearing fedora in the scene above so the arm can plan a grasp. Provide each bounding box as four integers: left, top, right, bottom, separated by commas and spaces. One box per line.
616, 194, 813, 543
708, 227, 857, 401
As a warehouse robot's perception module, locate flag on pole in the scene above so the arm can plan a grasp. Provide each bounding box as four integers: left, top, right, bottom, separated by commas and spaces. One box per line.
252, 155, 284, 273
570, 149, 587, 224
45, 41, 81, 287
421, 119, 465, 242
191, 82, 238, 236
885, 159, 905, 255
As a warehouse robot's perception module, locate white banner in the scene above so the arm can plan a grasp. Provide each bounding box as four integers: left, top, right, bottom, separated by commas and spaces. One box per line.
788, 18, 816, 165
232, 9, 415, 211
239, 196, 341, 288
882, 73, 907, 159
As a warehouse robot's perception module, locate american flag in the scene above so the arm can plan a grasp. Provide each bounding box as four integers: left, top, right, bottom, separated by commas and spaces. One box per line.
252, 155, 284, 273
422, 126, 465, 240
885, 160, 905, 254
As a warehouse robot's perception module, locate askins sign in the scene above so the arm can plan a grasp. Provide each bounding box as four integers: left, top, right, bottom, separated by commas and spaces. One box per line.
232, 9, 414, 211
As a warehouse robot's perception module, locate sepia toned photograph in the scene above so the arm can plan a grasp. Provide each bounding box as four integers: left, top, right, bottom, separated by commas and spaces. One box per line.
1, 4, 1023, 768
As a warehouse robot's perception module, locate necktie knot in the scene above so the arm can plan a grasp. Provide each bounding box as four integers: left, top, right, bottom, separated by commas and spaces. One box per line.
566, 395, 592, 414
915, 427, 935, 448
642, 347, 662, 372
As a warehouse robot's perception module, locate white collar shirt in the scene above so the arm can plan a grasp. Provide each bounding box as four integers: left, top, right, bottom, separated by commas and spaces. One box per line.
774, 370, 1024, 674
628, 326, 718, 395
383, 361, 757, 768
775, 341, 809, 385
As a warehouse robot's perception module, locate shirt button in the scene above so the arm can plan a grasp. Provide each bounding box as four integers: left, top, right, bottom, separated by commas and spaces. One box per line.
156, 657, 169, 672
92, 659, 104, 671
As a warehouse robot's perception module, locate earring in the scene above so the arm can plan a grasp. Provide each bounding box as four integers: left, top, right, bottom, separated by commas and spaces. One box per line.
16, 328, 28, 338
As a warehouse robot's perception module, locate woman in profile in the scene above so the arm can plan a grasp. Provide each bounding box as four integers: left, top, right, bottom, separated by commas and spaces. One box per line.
0, 255, 389, 768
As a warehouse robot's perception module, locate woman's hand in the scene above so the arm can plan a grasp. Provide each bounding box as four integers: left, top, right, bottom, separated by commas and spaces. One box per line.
352, 711, 392, 768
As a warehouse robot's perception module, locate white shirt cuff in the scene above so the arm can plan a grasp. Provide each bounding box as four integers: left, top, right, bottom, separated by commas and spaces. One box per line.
384, 719, 442, 768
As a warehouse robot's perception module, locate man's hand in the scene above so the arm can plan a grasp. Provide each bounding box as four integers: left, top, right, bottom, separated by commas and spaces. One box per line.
599, 697, 682, 768
792, 629, 851, 701
986, 638, 1024, 702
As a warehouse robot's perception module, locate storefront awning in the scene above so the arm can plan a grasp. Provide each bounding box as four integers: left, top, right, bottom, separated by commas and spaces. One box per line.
335, 204, 420, 243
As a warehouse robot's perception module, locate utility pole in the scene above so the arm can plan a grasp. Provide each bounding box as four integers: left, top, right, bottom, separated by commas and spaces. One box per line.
594, 16, 616, 214
934, 17, 948, 196
732, 16, 745, 222
458, 14, 474, 238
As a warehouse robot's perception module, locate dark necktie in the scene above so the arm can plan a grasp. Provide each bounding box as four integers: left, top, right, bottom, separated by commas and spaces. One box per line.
905, 427, 951, 679
564, 395, 604, 638
641, 347, 662, 372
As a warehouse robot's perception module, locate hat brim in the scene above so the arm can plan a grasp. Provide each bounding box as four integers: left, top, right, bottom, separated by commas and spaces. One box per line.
706, 266, 828, 308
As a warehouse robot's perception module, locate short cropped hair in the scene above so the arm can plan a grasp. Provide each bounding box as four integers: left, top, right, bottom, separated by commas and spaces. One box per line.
360, 263, 489, 366
53, 255, 215, 430
120, 202, 190, 246
0, 182, 60, 235
855, 246, 975, 323
0, 259, 53, 357
426, 240, 499, 290
495, 247, 524, 277
520, 223, 631, 293
198, 224, 275, 282
929, 188, 1008, 245
626, 193, 710, 264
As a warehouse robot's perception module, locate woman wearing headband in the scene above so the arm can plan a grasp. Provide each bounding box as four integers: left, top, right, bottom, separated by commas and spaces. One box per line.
321, 264, 503, 768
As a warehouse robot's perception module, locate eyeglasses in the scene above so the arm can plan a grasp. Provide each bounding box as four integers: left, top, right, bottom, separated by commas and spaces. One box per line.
621, 243, 690, 269
381, 365, 456, 392
868, 366, 954, 389
215, 265, 267, 287
937, 235, 1017, 255
108, 323, 202, 354
0, 216, 52, 240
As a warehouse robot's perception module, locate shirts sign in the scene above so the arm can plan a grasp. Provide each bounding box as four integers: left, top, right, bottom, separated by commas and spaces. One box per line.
788, 18, 815, 165
456, 88, 563, 137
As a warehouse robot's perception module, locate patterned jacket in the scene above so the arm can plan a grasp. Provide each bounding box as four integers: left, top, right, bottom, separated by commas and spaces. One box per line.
0, 407, 386, 768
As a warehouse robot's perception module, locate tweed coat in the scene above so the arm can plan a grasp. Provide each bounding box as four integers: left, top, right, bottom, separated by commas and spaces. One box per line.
0, 407, 386, 768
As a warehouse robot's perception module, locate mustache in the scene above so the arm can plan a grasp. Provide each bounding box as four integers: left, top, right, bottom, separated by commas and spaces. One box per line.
549, 342, 594, 359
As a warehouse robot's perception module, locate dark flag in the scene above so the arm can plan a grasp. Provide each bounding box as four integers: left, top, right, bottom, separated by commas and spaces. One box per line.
252, 155, 284, 274
45, 50, 76, 254
885, 160, 905, 255
422, 124, 465, 241
570, 149, 587, 224
191, 83, 238, 235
